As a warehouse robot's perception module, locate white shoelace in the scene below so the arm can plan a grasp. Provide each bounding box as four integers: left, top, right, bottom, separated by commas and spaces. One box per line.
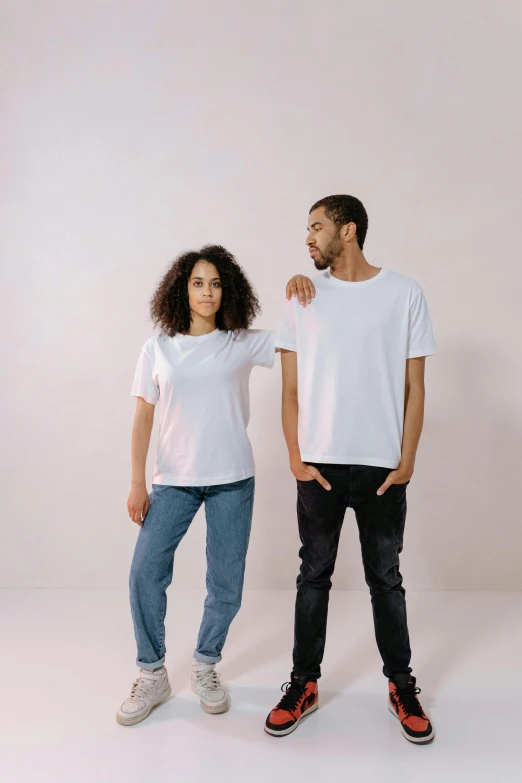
129, 673, 159, 702
194, 668, 222, 695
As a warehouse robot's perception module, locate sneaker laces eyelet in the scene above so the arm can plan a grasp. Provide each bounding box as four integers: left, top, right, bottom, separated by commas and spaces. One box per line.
277, 680, 306, 712
395, 685, 425, 719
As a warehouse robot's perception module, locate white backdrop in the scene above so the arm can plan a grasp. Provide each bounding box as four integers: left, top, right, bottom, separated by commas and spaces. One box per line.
1, 0, 521, 590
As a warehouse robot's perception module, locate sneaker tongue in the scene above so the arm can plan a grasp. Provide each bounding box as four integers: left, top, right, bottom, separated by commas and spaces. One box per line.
193, 662, 215, 672
140, 667, 164, 678
393, 674, 412, 690
292, 673, 310, 686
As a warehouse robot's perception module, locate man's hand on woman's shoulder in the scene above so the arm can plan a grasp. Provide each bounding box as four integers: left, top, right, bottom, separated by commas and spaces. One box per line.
286, 275, 316, 307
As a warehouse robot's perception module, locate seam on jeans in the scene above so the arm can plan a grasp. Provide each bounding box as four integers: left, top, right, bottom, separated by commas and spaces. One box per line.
157, 553, 174, 655
216, 631, 228, 654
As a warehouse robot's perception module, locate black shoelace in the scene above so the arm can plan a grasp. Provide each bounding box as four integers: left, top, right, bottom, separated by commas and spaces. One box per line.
395, 685, 425, 718
277, 680, 306, 712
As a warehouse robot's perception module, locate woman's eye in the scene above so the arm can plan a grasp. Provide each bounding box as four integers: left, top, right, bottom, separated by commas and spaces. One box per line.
212, 282, 221, 288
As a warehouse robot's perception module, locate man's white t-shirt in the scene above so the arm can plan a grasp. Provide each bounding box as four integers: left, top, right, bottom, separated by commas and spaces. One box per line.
131, 329, 275, 486
274, 268, 436, 469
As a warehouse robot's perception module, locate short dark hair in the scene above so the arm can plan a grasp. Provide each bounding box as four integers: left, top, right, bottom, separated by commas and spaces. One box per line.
150, 244, 260, 337
310, 195, 368, 250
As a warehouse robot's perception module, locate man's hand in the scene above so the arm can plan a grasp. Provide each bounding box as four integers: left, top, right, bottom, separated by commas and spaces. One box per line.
376, 465, 413, 496
286, 275, 316, 307
291, 459, 331, 490
127, 483, 150, 526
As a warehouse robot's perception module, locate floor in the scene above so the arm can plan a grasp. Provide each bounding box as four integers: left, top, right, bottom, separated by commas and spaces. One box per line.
2, 588, 521, 783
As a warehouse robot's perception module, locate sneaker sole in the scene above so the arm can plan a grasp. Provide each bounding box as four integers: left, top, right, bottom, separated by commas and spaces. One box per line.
264, 701, 318, 737
201, 698, 229, 714
116, 684, 172, 726
388, 702, 435, 744
191, 683, 230, 715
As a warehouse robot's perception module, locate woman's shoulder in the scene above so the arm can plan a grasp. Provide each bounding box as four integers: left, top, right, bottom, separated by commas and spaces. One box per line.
232, 328, 274, 340
140, 333, 169, 353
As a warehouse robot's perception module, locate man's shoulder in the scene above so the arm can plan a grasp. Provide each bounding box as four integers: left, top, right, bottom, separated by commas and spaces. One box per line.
310, 271, 330, 287
382, 269, 424, 294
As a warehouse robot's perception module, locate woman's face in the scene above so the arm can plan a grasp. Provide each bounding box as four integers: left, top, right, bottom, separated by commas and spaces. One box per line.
188, 260, 222, 321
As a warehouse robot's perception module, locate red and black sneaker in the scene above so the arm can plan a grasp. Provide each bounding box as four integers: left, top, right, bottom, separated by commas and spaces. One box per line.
388, 676, 435, 744
264, 674, 318, 737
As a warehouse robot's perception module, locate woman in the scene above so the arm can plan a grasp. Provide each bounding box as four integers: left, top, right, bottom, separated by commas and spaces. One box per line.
117, 245, 313, 726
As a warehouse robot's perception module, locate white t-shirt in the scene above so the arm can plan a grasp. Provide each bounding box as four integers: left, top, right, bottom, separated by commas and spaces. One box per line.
131, 329, 275, 486
275, 268, 436, 469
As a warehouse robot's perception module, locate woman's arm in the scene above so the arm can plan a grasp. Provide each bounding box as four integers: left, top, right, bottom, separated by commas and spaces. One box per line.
127, 397, 155, 526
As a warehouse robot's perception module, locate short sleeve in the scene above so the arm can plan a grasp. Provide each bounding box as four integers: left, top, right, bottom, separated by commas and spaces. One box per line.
408, 286, 436, 359
242, 329, 276, 368
274, 297, 297, 352
131, 340, 160, 404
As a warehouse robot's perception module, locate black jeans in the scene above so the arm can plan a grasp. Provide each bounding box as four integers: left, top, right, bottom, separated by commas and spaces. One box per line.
293, 463, 412, 682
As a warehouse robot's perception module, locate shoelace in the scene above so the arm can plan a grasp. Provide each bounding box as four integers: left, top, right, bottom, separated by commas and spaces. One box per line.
194, 668, 222, 694
394, 685, 425, 719
276, 680, 306, 712
129, 675, 157, 702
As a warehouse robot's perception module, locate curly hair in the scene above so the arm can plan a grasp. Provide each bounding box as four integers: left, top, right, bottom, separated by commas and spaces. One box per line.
310, 195, 369, 250
149, 245, 261, 337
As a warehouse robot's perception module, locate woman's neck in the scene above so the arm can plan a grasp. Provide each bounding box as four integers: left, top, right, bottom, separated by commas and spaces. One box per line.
189, 313, 217, 336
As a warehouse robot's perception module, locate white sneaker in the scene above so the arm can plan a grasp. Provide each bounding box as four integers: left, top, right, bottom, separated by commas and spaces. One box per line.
191, 658, 229, 714
116, 666, 171, 726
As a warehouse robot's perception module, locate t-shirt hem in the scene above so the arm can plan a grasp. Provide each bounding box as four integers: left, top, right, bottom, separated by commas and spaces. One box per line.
131, 391, 159, 405
300, 455, 400, 469
408, 346, 436, 358
152, 468, 255, 487
274, 340, 297, 352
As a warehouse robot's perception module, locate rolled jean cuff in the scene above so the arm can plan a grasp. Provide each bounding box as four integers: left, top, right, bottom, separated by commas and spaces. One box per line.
137, 656, 165, 671
193, 650, 222, 664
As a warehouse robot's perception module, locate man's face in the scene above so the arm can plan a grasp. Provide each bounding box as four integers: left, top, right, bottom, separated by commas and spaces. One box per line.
306, 207, 344, 270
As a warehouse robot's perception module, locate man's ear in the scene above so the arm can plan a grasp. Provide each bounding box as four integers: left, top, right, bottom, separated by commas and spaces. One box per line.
342, 222, 357, 243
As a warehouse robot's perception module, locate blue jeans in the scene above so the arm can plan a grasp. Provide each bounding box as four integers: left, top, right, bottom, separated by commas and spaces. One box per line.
129, 477, 255, 671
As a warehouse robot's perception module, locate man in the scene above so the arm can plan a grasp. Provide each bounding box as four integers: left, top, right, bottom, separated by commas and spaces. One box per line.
265, 195, 436, 744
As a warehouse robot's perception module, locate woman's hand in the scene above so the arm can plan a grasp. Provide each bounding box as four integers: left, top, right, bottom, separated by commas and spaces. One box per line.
127, 483, 150, 526
286, 275, 316, 307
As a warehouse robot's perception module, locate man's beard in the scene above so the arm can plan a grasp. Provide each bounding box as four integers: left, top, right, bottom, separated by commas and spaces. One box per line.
313, 232, 343, 270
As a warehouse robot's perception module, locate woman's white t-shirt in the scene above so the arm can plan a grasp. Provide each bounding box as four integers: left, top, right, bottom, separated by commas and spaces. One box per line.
131, 329, 275, 486
275, 268, 436, 470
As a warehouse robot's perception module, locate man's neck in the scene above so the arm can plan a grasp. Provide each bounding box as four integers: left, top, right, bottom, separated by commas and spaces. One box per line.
329, 248, 381, 282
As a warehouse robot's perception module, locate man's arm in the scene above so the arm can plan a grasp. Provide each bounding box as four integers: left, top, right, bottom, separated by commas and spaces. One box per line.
377, 357, 426, 495
280, 350, 331, 489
